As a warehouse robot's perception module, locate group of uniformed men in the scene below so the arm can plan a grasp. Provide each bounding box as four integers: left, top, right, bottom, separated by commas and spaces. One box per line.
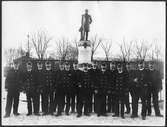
4, 60, 163, 120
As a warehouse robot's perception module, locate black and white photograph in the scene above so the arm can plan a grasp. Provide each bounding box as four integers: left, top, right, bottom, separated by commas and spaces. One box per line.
1, 1, 166, 126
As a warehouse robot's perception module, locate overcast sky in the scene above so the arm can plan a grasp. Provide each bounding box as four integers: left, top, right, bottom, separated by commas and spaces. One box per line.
2, 1, 166, 59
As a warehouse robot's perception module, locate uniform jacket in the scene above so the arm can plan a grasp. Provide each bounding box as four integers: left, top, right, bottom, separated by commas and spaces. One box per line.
80, 70, 92, 89
126, 70, 136, 89
36, 69, 45, 89
96, 70, 110, 95
147, 69, 162, 90
108, 69, 117, 92
56, 70, 72, 88
5, 68, 22, 91
43, 69, 55, 89
133, 69, 148, 88
22, 70, 37, 91
71, 69, 82, 87
89, 68, 100, 89
63, 70, 72, 88
115, 71, 128, 96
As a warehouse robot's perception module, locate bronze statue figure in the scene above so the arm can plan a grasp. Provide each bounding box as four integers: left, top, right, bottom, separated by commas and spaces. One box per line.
79, 9, 92, 41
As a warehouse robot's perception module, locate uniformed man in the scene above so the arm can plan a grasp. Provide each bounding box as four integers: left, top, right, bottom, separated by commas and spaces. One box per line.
88, 62, 99, 113
71, 62, 81, 113
107, 62, 117, 113
42, 61, 55, 115
76, 63, 91, 117
112, 63, 128, 119
124, 63, 131, 114
131, 61, 148, 120
146, 62, 163, 117
94, 63, 108, 117
23, 61, 39, 116
63, 62, 73, 115
55, 62, 65, 116
53, 62, 59, 113
36, 61, 45, 114
4, 62, 22, 118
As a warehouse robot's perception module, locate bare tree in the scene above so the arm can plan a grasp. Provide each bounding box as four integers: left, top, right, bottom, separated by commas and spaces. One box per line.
66, 45, 78, 60
101, 40, 112, 61
18, 44, 26, 56
148, 39, 162, 61
30, 30, 52, 59
118, 37, 133, 62
133, 39, 152, 61
72, 38, 79, 57
90, 34, 102, 61
4, 47, 26, 65
55, 37, 70, 60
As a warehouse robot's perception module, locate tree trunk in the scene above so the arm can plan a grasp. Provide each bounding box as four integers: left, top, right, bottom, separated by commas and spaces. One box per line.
91, 53, 93, 61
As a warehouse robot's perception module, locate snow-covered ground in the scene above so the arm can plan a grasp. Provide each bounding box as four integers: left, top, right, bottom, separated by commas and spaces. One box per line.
1, 92, 165, 126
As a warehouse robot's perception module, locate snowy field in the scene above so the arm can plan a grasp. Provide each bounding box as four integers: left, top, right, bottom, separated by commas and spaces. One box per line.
1, 92, 165, 126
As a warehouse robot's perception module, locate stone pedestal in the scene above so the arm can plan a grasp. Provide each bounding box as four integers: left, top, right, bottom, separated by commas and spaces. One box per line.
78, 40, 91, 64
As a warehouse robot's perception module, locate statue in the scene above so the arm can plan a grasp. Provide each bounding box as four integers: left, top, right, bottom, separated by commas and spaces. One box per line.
78, 9, 92, 64
79, 9, 92, 41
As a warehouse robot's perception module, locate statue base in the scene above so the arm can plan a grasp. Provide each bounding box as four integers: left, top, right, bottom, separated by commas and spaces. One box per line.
78, 40, 91, 64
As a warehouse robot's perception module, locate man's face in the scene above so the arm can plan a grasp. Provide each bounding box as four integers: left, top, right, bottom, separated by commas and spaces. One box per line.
117, 66, 122, 72
65, 65, 70, 71
101, 65, 106, 71
126, 64, 130, 70
92, 63, 97, 69
83, 65, 88, 71
14, 63, 19, 70
27, 65, 32, 71
149, 63, 154, 70
46, 64, 51, 70
59, 64, 64, 70
73, 64, 78, 70
37, 63, 43, 70
138, 63, 144, 69
110, 63, 115, 70
10, 63, 14, 68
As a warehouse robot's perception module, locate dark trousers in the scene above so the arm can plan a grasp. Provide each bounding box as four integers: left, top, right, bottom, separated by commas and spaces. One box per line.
95, 94, 106, 115
77, 89, 89, 115
107, 93, 116, 113
41, 93, 45, 113
26, 90, 39, 114
146, 86, 152, 115
42, 89, 54, 114
130, 86, 148, 117
35, 91, 40, 113
107, 94, 112, 112
71, 87, 77, 112
53, 92, 58, 112
87, 89, 93, 113
5, 89, 20, 116
94, 94, 97, 113
125, 93, 130, 112
64, 89, 72, 114
56, 88, 65, 114
114, 94, 125, 116
146, 87, 161, 115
